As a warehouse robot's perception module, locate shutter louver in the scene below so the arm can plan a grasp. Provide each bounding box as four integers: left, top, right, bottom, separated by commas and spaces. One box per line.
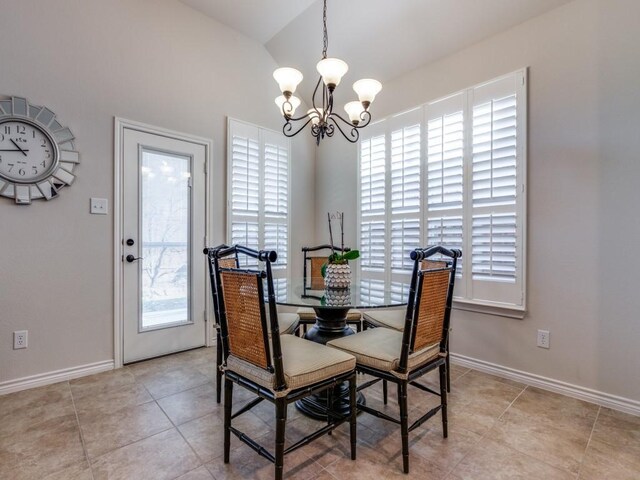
472, 94, 517, 207
472, 213, 516, 282
427, 216, 464, 275
391, 218, 420, 272
264, 143, 288, 218
360, 278, 386, 305
360, 135, 386, 217
391, 124, 421, 214
360, 221, 386, 272
427, 111, 464, 211
231, 221, 259, 266
231, 136, 260, 215
264, 223, 288, 269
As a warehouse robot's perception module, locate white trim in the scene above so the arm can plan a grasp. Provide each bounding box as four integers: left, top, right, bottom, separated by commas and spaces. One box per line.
113, 118, 214, 368
0, 360, 114, 396
451, 353, 640, 417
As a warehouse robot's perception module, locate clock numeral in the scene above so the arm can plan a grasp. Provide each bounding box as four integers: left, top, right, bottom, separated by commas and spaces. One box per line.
0, 133, 4, 141
41, 139, 47, 147
40, 160, 46, 168
16, 125, 26, 135
3, 126, 9, 134
32, 130, 36, 139
7, 163, 14, 172
32, 166, 38, 174
18, 168, 25, 176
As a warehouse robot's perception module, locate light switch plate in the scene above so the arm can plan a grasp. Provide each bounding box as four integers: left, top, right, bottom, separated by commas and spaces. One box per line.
90, 198, 108, 215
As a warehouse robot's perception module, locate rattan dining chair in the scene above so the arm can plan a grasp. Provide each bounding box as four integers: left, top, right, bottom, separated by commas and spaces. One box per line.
298, 244, 362, 335
205, 244, 300, 403
362, 258, 454, 396
327, 246, 460, 474
213, 245, 357, 480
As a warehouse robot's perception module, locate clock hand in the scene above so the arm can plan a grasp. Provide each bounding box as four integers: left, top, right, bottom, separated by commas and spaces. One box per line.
10, 139, 28, 156
0, 148, 30, 152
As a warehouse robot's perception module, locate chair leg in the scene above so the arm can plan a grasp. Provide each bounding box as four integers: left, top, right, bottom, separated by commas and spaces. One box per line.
439, 363, 448, 438
446, 335, 451, 393
383, 380, 388, 405
327, 387, 334, 435
216, 330, 223, 404
223, 378, 233, 463
275, 399, 287, 480
349, 375, 357, 460
399, 381, 410, 474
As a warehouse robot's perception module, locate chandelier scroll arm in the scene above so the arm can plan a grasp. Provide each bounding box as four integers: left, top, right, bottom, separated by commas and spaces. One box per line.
327, 115, 359, 143
283, 116, 314, 138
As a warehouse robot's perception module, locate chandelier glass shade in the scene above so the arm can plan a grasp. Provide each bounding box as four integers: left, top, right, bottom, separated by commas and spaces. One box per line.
273, 0, 382, 145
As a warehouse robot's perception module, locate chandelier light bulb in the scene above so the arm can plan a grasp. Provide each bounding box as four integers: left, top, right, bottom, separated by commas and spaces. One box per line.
273, 67, 303, 96
353, 79, 382, 108
275, 95, 301, 117
316, 58, 349, 90
344, 101, 364, 125
307, 109, 321, 125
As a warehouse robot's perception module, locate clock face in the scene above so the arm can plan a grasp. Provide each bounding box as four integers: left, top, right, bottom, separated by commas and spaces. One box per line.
0, 118, 58, 183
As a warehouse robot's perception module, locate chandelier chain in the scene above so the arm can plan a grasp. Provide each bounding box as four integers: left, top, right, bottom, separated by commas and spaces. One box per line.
322, 0, 328, 59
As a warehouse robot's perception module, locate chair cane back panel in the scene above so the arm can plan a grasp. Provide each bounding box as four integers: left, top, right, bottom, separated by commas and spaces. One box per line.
421, 260, 448, 271
413, 268, 451, 352
218, 257, 238, 269
220, 270, 269, 369
309, 257, 328, 290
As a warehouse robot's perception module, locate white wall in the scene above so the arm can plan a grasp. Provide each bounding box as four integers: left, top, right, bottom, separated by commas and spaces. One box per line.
0, 0, 316, 384
315, 0, 640, 402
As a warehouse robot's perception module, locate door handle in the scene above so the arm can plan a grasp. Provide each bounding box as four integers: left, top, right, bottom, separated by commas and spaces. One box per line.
125, 254, 143, 263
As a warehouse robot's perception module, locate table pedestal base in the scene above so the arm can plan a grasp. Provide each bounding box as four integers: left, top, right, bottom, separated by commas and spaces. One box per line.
295, 306, 364, 420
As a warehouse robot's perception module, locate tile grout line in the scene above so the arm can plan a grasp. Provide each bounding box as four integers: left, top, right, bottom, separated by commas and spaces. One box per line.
441, 381, 530, 478
575, 405, 601, 479
68, 380, 97, 480
151, 381, 208, 469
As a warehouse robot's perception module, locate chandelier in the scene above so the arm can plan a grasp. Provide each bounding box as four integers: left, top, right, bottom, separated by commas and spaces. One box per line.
273, 0, 382, 145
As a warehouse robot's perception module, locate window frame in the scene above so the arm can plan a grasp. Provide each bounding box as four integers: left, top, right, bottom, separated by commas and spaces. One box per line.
357, 69, 527, 317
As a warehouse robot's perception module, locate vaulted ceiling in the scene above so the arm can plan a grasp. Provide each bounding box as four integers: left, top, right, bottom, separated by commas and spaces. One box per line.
182, 0, 572, 104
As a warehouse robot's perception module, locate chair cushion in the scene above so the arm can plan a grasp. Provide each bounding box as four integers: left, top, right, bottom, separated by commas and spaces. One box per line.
296, 307, 362, 322
276, 312, 300, 335
225, 334, 355, 396
362, 309, 406, 331
326, 327, 441, 375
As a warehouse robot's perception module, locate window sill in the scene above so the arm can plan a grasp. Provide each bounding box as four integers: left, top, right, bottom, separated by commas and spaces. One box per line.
452, 299, 526, 319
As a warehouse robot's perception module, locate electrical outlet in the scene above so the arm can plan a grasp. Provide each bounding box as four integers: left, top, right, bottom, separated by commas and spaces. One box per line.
13, 330, 28, 349
537, 329, 550, 349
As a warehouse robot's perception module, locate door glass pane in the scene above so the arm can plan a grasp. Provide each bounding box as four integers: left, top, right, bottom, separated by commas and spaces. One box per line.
140, 149, 191, 330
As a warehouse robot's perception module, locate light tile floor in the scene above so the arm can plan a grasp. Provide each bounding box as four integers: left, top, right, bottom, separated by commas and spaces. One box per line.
1, 346, 639, 479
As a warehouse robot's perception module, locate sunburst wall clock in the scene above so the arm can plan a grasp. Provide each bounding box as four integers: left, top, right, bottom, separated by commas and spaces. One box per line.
0, 96, 79, 204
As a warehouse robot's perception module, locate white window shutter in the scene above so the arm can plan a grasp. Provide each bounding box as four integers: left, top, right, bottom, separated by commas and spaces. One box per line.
227, 119, 291, 276
360, 134, 386, 217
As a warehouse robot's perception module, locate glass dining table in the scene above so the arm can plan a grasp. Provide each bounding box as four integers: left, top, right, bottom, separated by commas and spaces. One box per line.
275, 277, 410, 420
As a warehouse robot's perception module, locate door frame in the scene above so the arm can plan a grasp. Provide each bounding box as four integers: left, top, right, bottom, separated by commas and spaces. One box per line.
113, 117, 213, 368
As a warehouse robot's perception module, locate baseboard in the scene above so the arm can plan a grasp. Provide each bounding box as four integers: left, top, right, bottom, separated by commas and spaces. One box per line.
451, 353, 640, 417
0, 360, 114, 396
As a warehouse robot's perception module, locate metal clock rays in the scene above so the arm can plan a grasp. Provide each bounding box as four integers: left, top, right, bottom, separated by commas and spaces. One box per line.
273, 0, 382, 145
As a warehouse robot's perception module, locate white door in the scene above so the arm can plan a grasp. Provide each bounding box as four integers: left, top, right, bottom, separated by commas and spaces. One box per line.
122, 128, 207, 364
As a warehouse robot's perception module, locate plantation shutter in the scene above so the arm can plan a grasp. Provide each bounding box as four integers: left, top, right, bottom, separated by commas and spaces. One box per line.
469, 72, 524, 306
227, 119, 290, 277
425, 93, 465, 294
389, 112, 421, 274
359, 124, 387, 277
263, 130, 289, 271
229, 122, 260, 266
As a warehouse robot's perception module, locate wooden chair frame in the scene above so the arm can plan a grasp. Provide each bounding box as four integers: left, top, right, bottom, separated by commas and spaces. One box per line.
213, 245, 357, 480
354, 246, 460, 474
204, 243, 238, 403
